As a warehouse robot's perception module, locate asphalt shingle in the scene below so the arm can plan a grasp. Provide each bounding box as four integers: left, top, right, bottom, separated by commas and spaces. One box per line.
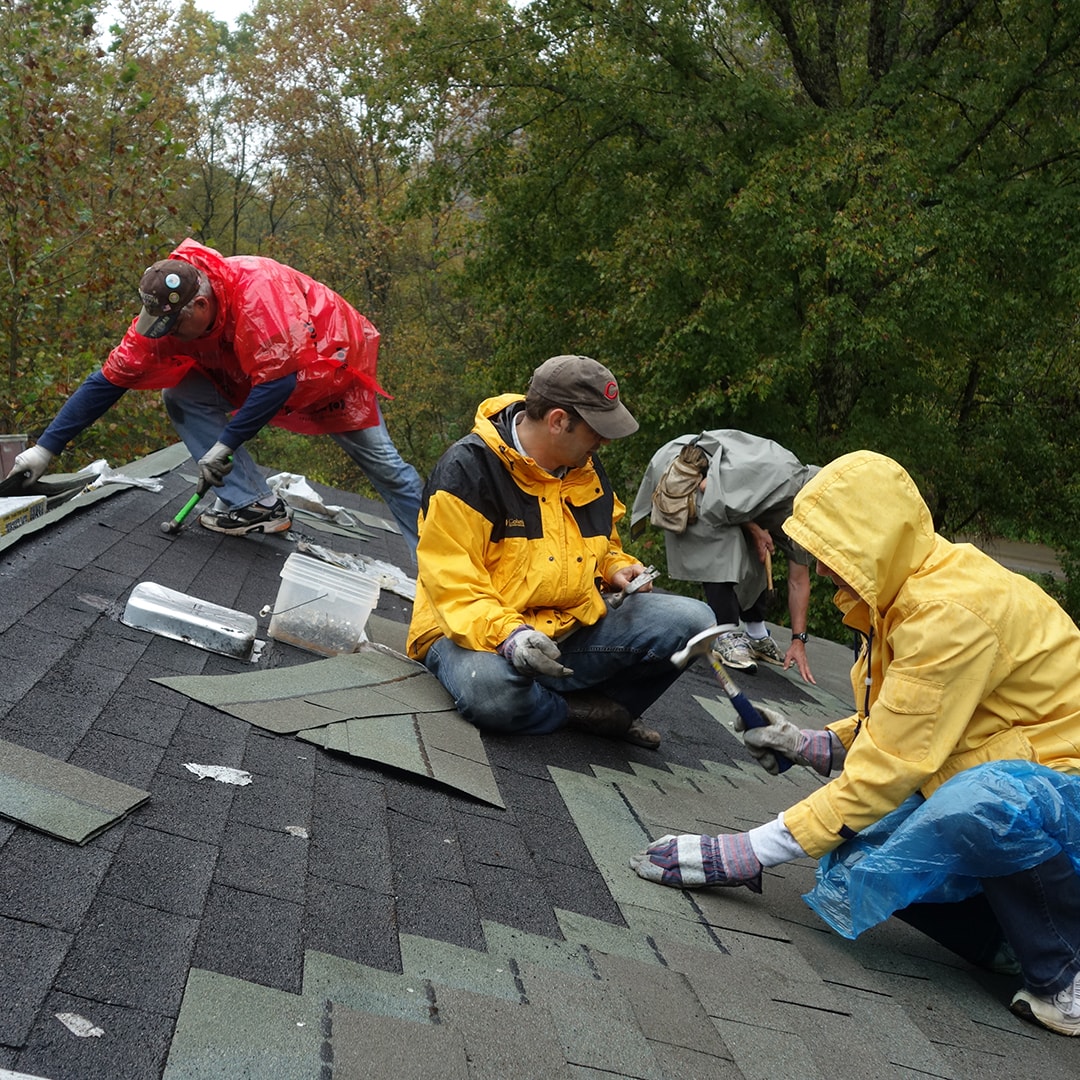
2, 451, 1078, 1080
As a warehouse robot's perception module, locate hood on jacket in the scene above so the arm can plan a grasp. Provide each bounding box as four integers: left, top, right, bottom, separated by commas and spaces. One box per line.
783, 451, 936, 613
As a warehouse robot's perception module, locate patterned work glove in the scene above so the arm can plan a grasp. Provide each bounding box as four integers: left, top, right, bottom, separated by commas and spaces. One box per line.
197, 441, 234, 489
735, 705, 834, 776
629, 832, 763, 893
497, 626, 573, 678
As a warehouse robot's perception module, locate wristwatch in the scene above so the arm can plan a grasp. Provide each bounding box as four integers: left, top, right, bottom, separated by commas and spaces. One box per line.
792, 632, 809, 644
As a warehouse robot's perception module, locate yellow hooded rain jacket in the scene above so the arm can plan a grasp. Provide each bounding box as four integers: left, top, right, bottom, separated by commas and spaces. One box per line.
782, 451, 1080, 859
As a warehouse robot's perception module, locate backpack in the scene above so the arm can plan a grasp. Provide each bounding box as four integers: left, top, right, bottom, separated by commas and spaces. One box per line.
650, 440, 710, 533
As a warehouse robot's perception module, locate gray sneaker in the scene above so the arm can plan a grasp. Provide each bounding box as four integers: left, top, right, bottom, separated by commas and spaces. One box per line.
1011, 969, 1080, 1036
712, 631, 757, 672
747, 633, 785, 666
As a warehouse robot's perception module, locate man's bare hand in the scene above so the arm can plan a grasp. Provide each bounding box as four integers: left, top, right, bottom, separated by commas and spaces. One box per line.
610, 564, 654, 595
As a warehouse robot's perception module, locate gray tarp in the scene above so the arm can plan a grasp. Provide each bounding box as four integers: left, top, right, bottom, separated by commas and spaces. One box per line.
631, 430, 815, 607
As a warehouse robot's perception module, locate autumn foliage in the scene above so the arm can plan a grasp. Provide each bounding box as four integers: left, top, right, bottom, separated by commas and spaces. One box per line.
5, 0, 1080, 626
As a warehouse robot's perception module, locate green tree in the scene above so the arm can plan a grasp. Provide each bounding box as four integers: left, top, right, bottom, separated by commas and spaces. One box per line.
0, 0, 111, 430
1, 0, 214, 462
216, 0, 482, 479
392, 0, 1080, 549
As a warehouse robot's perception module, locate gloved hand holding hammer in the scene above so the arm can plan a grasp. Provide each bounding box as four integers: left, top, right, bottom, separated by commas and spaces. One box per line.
197, 441, 235, 489
735, 705, 844, 777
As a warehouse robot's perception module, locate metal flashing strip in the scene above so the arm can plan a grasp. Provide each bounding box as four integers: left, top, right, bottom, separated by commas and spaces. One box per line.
0, 442, 192, 555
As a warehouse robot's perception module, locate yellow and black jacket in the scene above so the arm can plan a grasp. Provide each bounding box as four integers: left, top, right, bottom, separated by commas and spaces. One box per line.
407, 394, 637, 661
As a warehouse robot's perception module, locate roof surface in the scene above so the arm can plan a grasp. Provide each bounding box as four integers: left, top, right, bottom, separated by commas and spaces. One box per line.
0, 450, 1075, 1079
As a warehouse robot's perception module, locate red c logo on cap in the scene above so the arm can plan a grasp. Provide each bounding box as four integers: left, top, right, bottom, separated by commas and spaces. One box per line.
604, 380, 619, 401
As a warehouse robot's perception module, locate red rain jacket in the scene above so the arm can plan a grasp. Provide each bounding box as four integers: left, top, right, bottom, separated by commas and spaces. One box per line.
102, 239, 387, 434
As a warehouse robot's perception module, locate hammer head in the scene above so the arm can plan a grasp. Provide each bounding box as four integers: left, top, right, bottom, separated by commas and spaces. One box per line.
670, 623, 738, 668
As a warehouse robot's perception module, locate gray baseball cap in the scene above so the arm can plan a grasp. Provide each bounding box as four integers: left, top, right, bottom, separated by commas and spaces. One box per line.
527, 355, 638, 439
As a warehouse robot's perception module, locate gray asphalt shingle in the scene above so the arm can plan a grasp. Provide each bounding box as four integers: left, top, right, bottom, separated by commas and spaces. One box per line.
1, 448, 1077, 1079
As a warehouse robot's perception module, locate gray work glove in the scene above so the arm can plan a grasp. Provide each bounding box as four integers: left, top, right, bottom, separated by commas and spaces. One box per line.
497, 626, 573, 678
7, 444, 55, 482
735, 705, 833, 776
197, 441, 234, 488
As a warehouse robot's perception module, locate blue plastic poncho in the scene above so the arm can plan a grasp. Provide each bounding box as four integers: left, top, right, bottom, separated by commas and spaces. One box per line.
804, 760, 1080, 939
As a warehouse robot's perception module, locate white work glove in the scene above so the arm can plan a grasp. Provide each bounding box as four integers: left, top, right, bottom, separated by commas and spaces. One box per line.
735, 705, 834, 776
197, 441, 234, 489
497, 626, 573, 678
6, 444, 55, 482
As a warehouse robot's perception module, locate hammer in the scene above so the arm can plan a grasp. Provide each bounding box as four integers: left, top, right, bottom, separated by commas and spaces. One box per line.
670, 623, 794, 772
160, 479, 210, 537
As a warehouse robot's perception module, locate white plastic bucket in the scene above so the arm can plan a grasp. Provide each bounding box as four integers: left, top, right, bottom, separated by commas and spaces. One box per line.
268, 553, 380, 655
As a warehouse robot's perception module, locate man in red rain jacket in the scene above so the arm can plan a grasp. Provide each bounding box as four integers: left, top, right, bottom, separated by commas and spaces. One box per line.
7, 239, 422, 549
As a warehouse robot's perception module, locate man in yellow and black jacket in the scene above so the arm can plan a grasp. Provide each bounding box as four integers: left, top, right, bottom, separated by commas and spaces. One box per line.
407, 355, 715, 749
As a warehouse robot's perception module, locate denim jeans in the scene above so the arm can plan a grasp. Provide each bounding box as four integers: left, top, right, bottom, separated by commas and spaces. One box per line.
423, 592, 715, 735
162, 371, 422, 554
163, 372, 276, 509
329, 424, 422, 554
983, 851, 1080, 995
896, 853, 1080, 994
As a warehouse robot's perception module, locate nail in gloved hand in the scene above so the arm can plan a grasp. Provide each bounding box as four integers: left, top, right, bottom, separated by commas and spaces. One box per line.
7, 444, 54, 482
196, 441, 234, 488
497, 625, 573, 678
735, 704, 833, 776
630, 832, 762, 892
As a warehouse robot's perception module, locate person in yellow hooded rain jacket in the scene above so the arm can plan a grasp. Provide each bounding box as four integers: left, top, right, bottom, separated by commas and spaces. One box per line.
407, 355, 715, 750
631, 450, 1080, 1037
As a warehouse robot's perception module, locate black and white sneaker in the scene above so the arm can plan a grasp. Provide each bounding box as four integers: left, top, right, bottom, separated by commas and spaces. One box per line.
199, 498, 292, 535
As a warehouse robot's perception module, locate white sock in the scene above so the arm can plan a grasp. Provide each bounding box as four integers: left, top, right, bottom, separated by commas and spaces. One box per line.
745, 621, 768, 639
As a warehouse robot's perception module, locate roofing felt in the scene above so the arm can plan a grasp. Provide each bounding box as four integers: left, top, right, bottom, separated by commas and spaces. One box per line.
0, 446, 1076, 1079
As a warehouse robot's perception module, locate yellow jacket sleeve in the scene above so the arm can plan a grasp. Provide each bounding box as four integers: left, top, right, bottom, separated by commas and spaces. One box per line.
786, 602, 1007, 858
415, 489, 529, 654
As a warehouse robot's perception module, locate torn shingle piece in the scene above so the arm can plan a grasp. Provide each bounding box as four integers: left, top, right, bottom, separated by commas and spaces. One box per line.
152, 646, 422, 706
0, 739, 149, 844
223, 699, 352, 734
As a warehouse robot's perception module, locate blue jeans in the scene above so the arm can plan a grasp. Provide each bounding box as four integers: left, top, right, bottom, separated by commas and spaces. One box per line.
162, 372, 422, 554
329, 425, 422, 554
424, 592, 715, 735
983, 851, 1080, 995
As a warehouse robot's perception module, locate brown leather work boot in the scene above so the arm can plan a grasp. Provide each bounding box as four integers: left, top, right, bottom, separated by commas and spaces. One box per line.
563, 692, 661, 749
624, 718, 662, 750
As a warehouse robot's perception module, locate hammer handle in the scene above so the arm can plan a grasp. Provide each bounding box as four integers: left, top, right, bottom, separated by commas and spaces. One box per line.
170, 490, 203, 528
707, 655, 794, 773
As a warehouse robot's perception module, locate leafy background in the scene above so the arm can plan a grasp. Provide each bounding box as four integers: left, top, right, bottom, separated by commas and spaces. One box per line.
4, 0, 1080, 639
